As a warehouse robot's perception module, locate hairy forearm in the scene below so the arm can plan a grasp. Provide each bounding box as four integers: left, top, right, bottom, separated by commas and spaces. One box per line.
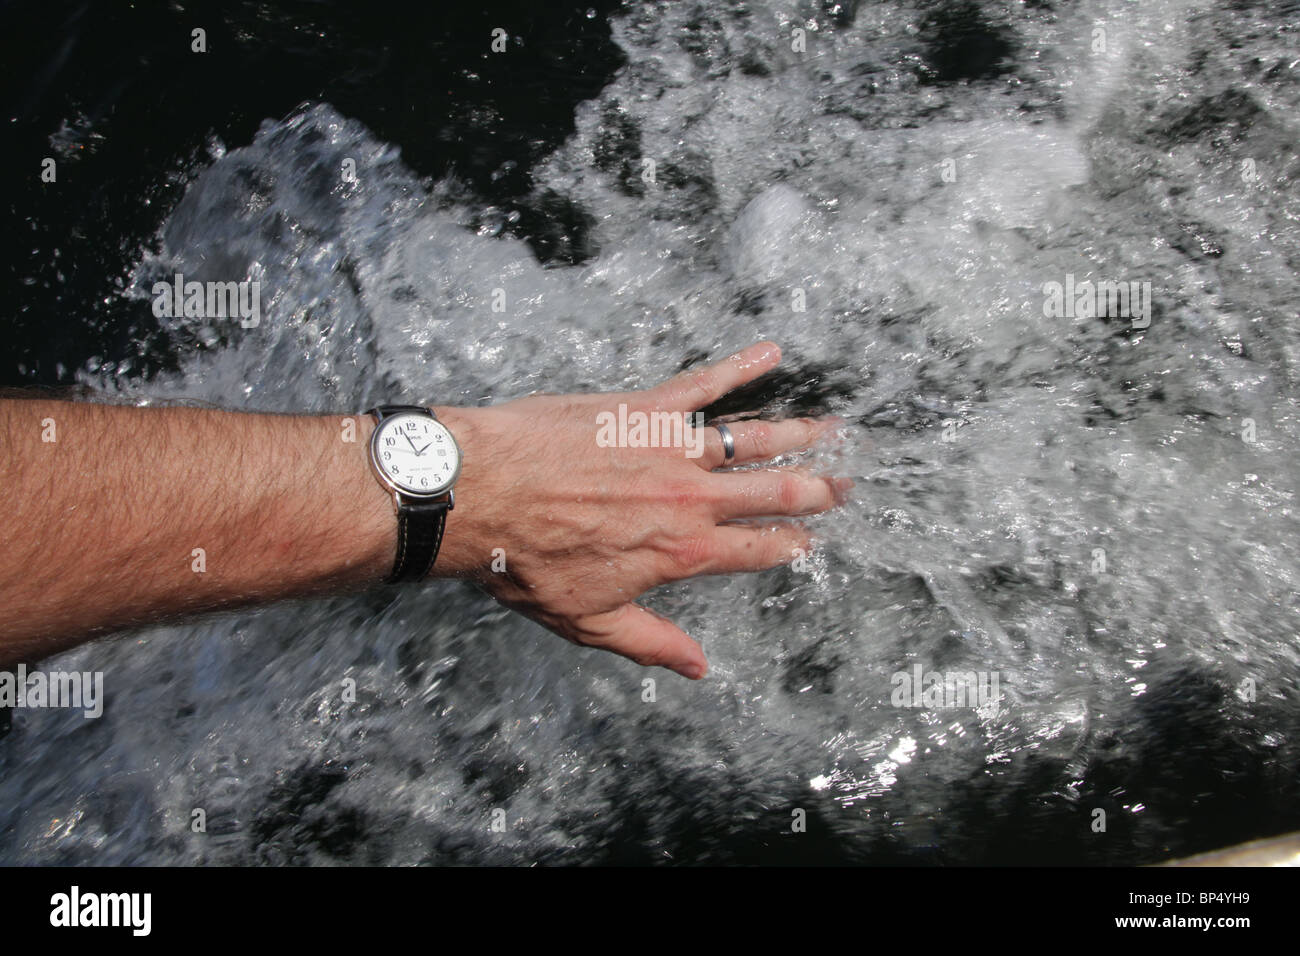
0, 400, 395, 665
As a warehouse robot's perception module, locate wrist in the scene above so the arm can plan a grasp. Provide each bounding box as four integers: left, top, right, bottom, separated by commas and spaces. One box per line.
422, 405, 494, 580
323, 413, 397, 585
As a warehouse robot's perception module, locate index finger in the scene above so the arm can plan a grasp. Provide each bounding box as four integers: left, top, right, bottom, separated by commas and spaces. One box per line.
646, 341, 782, 412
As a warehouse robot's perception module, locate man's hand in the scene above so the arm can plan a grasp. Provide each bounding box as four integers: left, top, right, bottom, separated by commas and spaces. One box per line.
432, 342, 848, 679
0, 342, 845, 674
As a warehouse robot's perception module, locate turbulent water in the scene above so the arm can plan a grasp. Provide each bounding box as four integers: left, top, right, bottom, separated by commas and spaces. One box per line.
3, 0, 1299, 864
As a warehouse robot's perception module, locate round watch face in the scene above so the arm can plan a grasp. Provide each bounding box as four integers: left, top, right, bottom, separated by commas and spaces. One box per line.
371, 412, 461, 496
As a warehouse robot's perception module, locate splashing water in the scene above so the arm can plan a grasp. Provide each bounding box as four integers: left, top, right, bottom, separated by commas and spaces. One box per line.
3, 0, 1299, 864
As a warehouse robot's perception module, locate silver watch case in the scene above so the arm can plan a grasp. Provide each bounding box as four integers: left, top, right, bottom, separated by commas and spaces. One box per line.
367, 409, 461, 510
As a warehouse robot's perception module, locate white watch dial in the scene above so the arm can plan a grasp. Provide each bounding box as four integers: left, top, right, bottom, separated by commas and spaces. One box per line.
371, 413, 461, 496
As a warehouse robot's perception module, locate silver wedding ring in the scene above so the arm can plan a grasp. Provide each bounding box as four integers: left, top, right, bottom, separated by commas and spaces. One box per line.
714, 422, 735, 465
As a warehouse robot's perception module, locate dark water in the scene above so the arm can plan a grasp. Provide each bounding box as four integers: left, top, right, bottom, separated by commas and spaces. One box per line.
2, 0, 1299, 866
1, 0, 625, 387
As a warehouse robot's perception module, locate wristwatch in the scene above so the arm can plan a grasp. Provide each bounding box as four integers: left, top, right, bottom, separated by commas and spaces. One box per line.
366, 404, 461, 583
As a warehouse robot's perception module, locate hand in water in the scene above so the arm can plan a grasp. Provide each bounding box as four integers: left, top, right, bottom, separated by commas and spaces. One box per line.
433, 342, 849, 679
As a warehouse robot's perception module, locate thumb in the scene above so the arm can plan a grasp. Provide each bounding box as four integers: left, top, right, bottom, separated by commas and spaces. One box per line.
568, 603, 709, 680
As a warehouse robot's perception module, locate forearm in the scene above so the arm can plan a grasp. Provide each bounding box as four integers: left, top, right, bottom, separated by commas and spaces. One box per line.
0, 400, 395, 665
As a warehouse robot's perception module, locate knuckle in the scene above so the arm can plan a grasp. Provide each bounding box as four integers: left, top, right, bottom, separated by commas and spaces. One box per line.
632, 638, 673, 669
817, 477, 837, 510
750, 539, 781, 571
661, 478, 707, 510
777, 475, 803, 513
748, 422, 775, 459
664, 533, 714, 573
754, 531, 788, 568
759, 534, 788, 567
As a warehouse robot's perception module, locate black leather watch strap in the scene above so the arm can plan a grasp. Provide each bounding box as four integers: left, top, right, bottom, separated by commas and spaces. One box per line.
369, 404, 453, 584
391, 498, 447, 583
374, 403, 433, 416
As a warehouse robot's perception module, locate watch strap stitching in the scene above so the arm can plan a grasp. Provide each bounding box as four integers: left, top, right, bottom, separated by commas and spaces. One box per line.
390, 505, 445, 583
393, 509, 411, 581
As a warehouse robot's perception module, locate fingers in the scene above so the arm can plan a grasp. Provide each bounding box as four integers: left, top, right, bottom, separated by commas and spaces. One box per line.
708, 470, 853, 520
648, 524, 812, 586
563, 525, 816, 677
648, 341, 781, 412
698, 525, 812, 575
696, 417, 838, 470
569, 603, 709, 679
